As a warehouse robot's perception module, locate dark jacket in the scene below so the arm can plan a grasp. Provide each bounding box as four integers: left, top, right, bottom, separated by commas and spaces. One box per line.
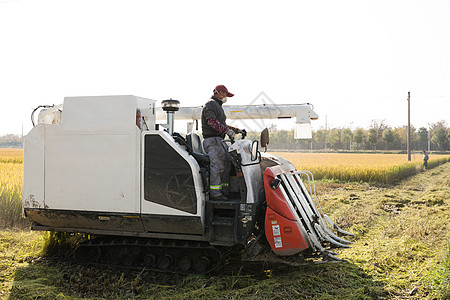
201, 96, 227, 138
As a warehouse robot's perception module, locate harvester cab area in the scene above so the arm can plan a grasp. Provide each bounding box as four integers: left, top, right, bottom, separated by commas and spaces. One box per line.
167, 129, 265, 248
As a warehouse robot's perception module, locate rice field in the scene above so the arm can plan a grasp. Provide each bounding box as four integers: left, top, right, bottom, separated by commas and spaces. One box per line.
273, 152, 450, 184
0, 148, 23, 163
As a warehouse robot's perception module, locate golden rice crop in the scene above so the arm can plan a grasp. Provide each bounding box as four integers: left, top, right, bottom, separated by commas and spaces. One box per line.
0, 148, 25, 227
272, 152, 450, 183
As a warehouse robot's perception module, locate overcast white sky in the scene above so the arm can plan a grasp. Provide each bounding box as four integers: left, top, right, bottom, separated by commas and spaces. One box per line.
1, 0, 449, 135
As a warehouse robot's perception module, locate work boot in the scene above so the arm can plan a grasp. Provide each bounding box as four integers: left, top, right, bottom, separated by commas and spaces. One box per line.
210, 194, 228, 201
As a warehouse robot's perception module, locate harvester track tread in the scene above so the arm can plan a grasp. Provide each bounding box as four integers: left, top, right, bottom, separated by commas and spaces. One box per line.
74, 236, 223, 274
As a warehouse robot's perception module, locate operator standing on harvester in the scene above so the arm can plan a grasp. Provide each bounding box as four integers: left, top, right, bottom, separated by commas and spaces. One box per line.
201, 85, 245, 200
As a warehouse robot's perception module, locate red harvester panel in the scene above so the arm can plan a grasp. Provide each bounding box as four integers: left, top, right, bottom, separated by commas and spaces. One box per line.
263, 167, 309, 256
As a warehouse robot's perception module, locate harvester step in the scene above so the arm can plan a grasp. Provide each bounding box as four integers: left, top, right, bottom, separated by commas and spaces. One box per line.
211, 218, 235, 226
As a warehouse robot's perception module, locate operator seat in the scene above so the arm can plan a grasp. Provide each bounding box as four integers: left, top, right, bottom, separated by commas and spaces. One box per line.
186, 133, 209, 166
187, 132, 206, 155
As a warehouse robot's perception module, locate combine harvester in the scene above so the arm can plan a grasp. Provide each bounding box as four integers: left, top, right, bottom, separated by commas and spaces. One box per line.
23, 95, 353, 273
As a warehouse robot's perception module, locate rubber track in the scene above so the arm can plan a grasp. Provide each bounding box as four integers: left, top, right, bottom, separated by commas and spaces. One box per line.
74, 236, 223, 274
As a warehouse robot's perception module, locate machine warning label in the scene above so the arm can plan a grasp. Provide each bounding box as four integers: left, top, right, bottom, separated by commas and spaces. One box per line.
274, 237, 283, 248
272, 225, 280, 236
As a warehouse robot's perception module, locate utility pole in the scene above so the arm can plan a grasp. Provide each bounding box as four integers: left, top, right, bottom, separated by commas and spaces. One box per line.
324, 115, 327, 150
407, 92, 411, 161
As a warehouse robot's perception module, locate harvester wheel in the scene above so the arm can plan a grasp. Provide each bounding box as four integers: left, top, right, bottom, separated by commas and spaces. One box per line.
121, 253, 134, 267
74, 247, 87, 263
157, 254, 173, 270
88, 247, 101, 262
107, 247, 122, 265
130, 246, 141, 256
177, 256, 192, 272
144, 253, 156, 266
74, 246, 100, 263
195, 256, 211, 273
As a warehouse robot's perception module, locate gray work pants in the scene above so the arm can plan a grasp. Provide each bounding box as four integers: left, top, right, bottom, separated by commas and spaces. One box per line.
203, 137, 230, 197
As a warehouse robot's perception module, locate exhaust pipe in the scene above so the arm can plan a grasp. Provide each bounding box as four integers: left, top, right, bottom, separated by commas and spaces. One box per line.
161, 99, 180, 135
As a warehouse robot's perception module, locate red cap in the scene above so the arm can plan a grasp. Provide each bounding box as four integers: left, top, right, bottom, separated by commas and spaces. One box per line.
213, 85, 234, 97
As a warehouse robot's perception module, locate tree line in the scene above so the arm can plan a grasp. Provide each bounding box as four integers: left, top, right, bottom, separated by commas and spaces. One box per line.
247, 120, 450, 151
2, 119, 449, 151
0, 134, 22, 148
